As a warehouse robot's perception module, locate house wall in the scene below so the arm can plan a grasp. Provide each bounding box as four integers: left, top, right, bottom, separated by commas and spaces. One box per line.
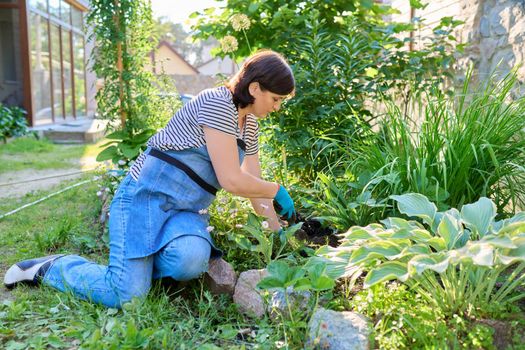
386, 0, 525, 83
197, 56, 238, 76
149, 45, 197, 76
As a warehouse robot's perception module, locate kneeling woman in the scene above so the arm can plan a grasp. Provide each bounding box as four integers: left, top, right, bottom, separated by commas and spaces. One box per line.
4, 50, 296, 308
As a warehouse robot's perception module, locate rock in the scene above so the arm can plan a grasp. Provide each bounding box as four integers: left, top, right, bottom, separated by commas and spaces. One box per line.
480, 17, 490, 38
267, 286, 311, 320
233, 269, 268, 317
308, 308, 372, 350
489, 7, 510, 36
204, 258, 237, 295
479, 37, 499, 61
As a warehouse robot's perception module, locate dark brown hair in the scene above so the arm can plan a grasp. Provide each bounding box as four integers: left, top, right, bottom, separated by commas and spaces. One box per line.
226, 50, 295, 109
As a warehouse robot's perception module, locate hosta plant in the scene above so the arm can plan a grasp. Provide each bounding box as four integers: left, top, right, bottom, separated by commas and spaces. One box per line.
317, 193, 525, 315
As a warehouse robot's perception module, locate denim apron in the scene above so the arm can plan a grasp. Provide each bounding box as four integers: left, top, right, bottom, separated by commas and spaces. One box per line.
124, 140, 246, 259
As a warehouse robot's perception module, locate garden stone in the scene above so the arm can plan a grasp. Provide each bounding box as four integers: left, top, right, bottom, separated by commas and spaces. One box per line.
480, 17, 490, 37
267, 286, 311, 320
233, 269, 267, 317
204, 258, 237, 295
308, 308, 371, 350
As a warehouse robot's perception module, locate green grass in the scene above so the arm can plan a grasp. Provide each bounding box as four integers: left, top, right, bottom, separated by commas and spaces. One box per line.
0, 137, 106, 173
0, 176, 302, 349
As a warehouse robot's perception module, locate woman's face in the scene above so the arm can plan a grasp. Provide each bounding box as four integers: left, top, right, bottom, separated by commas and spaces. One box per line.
248, 82, 290, 118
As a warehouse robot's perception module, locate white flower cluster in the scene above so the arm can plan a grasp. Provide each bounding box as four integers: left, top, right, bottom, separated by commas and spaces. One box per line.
220, 35, 238, 53
230, 13, 251, 31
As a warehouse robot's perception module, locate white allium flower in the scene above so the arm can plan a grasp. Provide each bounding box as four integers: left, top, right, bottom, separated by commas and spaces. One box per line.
230, 13, 251, 31
220, 35, 238, 53
93, 175, 101, 181
198, 209, 208, 215
118, 159, 127, 166
261, 221, 270, 229
104, 187, 110, 192
219, 197, 228, 204
206, 226, 214, 232
96, 191, 102, 197
217, 206, 225, 213
235, 224, 243, 228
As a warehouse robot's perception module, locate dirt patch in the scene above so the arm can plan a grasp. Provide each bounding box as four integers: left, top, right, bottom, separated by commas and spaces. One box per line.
0, 156, 100, 198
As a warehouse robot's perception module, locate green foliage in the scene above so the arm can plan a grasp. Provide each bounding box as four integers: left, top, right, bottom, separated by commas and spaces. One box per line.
346, 68, 525, 215
348, 282, 496, 349
87, 0, 180, 164
231, 212, 302, 267
193, 2, 460, 181
95, 128, 155, 164
318, 193, 525, 316
191, 0, 391, 60
0, 104, 32, 143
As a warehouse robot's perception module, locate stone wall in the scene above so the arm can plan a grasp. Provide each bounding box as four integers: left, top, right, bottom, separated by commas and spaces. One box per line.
386, 0, 525, 84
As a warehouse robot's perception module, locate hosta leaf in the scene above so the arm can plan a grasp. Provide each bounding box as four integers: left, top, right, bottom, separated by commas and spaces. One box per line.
468, 242, 494, 266
411, 229, 434, 243
363, 261, 409, 288
497, 222, 525, 237
342, 227, 375, 241
391, 193, 437, 226
494, 212, 525, 231
381, 217, 420, 230
495, 237, 525, 265
408, 254, 450, 275
480, 234, 516, 249
349, 243, 402, 264
460, 197, 496, 238
437, 212, 463, 249
428, 236, 446, 251
459, 242, 495, 266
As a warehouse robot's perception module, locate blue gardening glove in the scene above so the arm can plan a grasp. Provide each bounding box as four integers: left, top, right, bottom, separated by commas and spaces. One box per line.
273, 185, 296, 221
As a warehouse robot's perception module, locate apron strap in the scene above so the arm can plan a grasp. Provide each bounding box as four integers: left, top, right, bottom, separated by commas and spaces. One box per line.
148, 148, 218, 196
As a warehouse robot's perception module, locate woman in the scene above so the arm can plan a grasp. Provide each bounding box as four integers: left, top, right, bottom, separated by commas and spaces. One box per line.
4, 50, 296, 308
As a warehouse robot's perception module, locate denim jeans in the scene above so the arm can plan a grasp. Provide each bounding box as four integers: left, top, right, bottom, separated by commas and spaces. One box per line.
42, 144, 245, 308
43, 176, 212, 308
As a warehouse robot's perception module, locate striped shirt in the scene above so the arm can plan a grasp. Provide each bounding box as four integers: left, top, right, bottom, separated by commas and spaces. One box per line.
130, 86, 259, 180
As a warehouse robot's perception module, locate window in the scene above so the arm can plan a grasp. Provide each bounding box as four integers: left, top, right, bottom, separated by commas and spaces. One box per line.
29, 12, 53, 123
28, 0, 87, 123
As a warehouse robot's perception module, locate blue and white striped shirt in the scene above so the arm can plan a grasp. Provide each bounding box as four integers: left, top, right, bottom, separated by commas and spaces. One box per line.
130, 86, 259, 180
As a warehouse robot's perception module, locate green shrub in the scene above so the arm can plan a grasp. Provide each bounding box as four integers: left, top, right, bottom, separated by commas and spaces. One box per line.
341, 68, 525, 217
0, 104, 31, 143
317, 193, 525, 316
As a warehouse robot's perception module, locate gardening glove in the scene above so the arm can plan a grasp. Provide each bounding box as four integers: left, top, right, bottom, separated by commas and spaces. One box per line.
273, 185, 297, 223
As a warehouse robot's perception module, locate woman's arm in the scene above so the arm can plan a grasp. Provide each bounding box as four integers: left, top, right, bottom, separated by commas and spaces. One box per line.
204, 126, 279, 199
241, 152, 282, 231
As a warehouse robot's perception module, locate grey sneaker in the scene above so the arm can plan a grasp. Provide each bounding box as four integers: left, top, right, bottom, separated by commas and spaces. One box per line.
4, 254, 65, 289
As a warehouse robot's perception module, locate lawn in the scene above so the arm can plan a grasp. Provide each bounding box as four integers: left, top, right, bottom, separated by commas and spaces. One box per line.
0, 137, 105, 173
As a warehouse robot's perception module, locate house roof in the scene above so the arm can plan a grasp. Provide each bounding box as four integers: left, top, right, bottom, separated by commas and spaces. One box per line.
156, 41, 199, 74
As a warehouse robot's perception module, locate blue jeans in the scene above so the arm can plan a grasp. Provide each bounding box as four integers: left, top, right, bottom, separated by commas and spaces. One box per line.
43, 176, 212, 308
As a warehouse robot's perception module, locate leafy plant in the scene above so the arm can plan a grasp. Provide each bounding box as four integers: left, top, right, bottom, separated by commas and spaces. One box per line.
0, 104, 32, 143
95, 128, 155, 164
232, 213, 301, 266
193, 3, 461, 181
87, 0, 180, 165
348, 68, 525, 215
318, 193, 525, 316
258, 258, 335, 322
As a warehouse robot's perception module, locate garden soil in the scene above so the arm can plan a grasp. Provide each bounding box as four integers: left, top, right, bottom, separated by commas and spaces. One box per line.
0, 156, 99, 198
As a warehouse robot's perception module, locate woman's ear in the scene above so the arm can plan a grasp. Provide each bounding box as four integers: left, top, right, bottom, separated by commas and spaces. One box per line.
248, 82, 260, 97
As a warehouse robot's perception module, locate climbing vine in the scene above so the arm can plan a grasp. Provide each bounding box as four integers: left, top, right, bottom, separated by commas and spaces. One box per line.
87, 0, 180, 162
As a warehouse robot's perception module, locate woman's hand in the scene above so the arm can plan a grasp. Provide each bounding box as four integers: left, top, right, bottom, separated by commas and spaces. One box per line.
273, 185, 296, 220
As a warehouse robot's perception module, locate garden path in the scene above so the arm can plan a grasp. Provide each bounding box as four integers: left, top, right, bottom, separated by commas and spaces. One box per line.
0, 156, 99, 198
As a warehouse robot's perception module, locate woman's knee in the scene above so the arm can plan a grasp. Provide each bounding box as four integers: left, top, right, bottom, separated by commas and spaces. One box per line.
155, 236, 211, 281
